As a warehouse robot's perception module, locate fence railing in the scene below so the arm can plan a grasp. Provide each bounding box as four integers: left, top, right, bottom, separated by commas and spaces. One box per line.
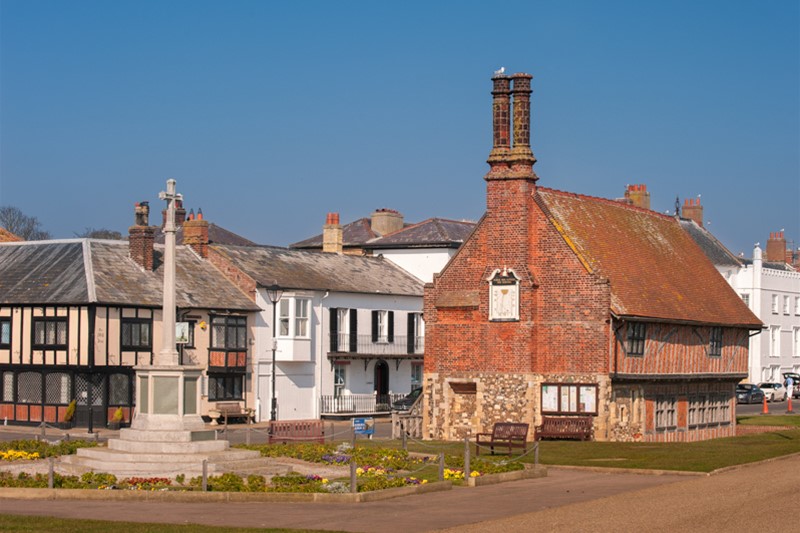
319, 393, 406, 415
328, 334, 424, 356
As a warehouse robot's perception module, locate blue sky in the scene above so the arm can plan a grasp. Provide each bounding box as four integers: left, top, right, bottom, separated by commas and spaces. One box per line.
1, 0, 797, 256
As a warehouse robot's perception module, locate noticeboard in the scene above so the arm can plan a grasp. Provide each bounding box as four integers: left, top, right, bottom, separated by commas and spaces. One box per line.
353, 417, 374, 435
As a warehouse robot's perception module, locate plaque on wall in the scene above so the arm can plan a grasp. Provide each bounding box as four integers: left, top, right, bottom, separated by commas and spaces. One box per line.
488, 267, 520, 321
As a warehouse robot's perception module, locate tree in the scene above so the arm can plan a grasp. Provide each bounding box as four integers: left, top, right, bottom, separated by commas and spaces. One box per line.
75, 227, 124, 240
0, 206, 52, 240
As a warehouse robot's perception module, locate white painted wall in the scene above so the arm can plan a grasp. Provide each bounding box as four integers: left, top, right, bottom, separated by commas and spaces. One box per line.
253, 287, 422, 421
724, 246, 800, 383
379, 248, 456, 283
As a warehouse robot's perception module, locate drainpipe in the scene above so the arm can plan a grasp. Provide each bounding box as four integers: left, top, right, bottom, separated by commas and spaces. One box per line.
87, 305, 96, 434
317, 291, 329, 418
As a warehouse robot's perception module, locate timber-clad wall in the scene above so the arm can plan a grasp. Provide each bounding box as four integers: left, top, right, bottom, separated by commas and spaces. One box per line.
614, 322, 749, 375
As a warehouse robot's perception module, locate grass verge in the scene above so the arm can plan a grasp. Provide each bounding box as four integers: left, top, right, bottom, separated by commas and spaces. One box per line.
0, 514, 340, 533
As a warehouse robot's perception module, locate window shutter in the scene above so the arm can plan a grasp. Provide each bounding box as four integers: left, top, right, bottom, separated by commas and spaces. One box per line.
371, 311, 379, 343
388, 311, 394, 343
329, 308, 338, 352
349, 310, 358, 352
407, 313, 415, 354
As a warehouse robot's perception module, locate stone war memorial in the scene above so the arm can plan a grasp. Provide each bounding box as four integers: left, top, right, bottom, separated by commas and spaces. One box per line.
422, 71, 762, 443
60, 180, 267, 477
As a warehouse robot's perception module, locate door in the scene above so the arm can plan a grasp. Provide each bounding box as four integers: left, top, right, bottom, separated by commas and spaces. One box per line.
374, 360, 389, 407
74, 373, 107, 427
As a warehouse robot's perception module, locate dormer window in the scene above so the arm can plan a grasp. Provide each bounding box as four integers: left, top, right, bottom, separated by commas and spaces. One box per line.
488, 267, 520, 321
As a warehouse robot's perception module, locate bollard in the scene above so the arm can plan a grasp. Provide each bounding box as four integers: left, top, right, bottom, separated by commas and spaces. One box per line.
534, 442, 539, 466
463, 436, 470, 479
402, 422, 407, 451
788, 397, 794, 414
65, 433, 70, 442
246, 427, 251, 446
48, 457, 54, 489
40, 421, 46, 439
202, 459, 208, 492
350, 460, 357, 494
94, 432, 99, 443
438, 452, 445, 482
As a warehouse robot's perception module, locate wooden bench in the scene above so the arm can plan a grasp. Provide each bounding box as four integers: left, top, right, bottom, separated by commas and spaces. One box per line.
212, 402, 254, 425
475, 422, 529, 456
534, 416, 593, 441
269, 419, 326, 444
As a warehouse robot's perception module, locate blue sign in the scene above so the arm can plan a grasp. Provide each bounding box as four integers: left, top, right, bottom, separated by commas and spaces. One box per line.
353, 417, 374, 435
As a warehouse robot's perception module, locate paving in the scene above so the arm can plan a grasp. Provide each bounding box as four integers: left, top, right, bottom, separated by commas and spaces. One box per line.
2, 422, 799, 531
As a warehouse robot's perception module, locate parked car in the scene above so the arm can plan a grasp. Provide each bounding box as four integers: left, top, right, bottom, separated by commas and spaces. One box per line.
392, 387, 422, 411
736, 383, 765, 404
782, 373, 800, 398
757, 382, 787, 402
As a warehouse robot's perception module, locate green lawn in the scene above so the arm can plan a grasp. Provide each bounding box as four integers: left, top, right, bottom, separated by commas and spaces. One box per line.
0, 515, 339, 533
358, 422, 800, 474
736, 414, 800, 427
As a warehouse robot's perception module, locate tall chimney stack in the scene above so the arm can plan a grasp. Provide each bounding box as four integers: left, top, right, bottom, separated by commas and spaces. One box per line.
129, 202, 155, 270
766, 231, 787, 263
162, 199, 187, 228
486, 72, 537, 182
682, 198, 703, 227
371, 208, 404, 236
323, 212, 343, 254
624, 184, 651, 210
184, 207, 209, 258
486, 72, 512, 179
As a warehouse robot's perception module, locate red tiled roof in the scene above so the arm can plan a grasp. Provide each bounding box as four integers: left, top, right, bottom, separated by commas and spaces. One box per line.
537, 188, 761, 328
0, 227, 22, 242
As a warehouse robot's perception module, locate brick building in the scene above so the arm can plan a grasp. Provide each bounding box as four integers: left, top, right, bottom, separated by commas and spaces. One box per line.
423, 72, 762, 442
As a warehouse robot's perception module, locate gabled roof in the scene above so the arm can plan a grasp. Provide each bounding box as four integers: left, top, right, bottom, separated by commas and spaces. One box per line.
212, 244, 424, 296
290, 216, 475, 250
679, 219, 743, 268
290, 218, 378, 249
0, 239, 257, 310
0, 227, 22, 242
154, 223, 257, 247
537, 188, 761, 328
367, 218, 475, 249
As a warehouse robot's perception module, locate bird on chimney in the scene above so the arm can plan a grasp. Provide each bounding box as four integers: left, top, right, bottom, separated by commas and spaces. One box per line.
494, 67, 505, 75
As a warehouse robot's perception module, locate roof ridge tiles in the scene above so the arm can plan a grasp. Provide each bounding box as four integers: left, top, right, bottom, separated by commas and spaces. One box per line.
537, 186, 675, 220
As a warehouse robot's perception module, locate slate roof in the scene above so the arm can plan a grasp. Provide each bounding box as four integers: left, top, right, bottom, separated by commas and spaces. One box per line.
679, 219, 743, 268
537, 188, 761, 328
154, 223, 257, 247
290, 218, 378, 249
290, 217, 475, 250
0, 239, 257, 310
367, 218, 475, 249
211, 244, 424, 296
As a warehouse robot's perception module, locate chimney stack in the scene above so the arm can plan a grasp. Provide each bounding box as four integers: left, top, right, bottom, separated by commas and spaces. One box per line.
682, 198, 703, 227
184, 207, 209, 258
486, 72, 537, 182
322, 212, 343, 253
624, 184, 651, 210
371, 208, 404, 236
129, 202, 155, 270
162, 199, 187, 228
766, 231, 787, 263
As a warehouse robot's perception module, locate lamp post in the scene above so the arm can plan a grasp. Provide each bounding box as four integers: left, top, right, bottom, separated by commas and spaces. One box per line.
266, 283, 283, 422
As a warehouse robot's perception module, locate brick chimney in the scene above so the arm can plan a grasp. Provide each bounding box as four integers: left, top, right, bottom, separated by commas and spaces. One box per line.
323, 212, 343, 253
162, 199, 187, 228
486, 72, 538, 182
129, 202, 155, 270
682, 198, 703, 227
624, 184, 651, 210
766, 231, 787, 263
371, 208, 404, 236
184, 207, 209, 258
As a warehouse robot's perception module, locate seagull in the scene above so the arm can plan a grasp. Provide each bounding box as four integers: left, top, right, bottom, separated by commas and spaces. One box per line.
494, 67, 505, 75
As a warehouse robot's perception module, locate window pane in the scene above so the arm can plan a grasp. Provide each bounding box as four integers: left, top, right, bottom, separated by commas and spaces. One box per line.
0, 321, 9, 345
18, 372, 42, 404
212, 324, 226, 348
45, 373, 71, 404
56, 321, 67, 344
2, 372, 13, 402
109, 373, 130, 405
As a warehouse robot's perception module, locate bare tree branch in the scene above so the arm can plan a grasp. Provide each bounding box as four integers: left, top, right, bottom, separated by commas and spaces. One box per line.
0, 206, 52, 240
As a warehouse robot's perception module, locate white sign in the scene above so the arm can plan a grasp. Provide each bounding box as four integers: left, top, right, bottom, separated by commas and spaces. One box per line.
176, 322, 190, 344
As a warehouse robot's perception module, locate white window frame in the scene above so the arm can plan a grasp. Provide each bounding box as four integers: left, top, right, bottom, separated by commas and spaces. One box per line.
784, 295, 791, 315
770, 325, 781, 357
376, 310, 389, 343
772, 294, 778, 314
334, 363, 347, 398
740, 293, 750, 307
411, 363, 422, 390
278, 297, 312, 339
795, 297, 800, 316
655, 396, 676, 431
794, 327, 800, 358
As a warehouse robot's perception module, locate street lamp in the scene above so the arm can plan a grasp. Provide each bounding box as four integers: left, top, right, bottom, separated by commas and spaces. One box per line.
266, 283, 283, 422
